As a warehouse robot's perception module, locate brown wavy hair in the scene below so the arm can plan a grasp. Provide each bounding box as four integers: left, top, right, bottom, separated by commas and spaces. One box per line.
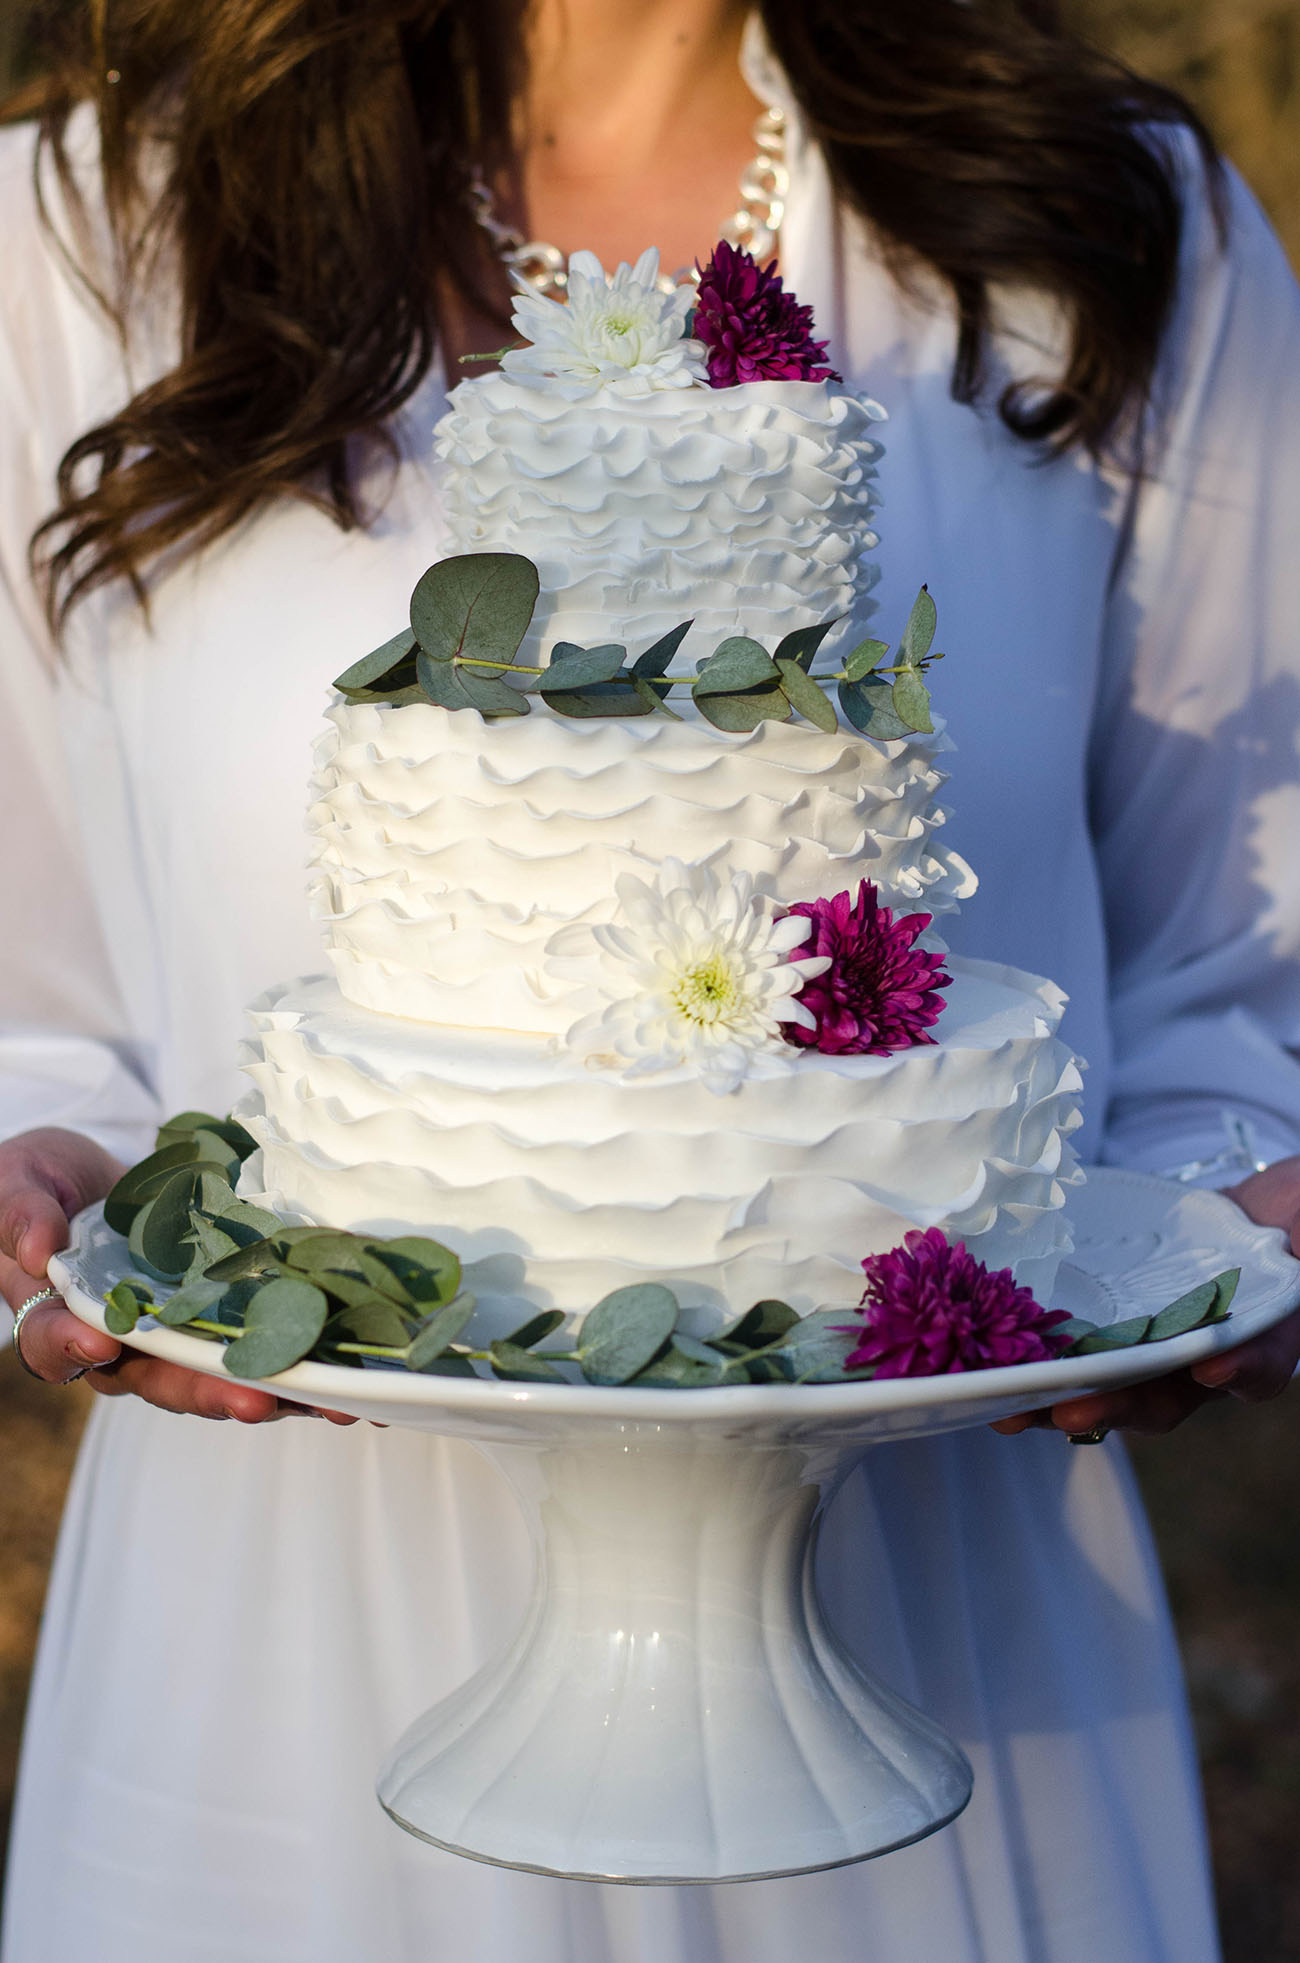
9, 0, 1217, 627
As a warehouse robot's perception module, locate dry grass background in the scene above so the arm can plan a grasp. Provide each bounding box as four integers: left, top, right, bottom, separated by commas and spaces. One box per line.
1, 0, 1299, 1952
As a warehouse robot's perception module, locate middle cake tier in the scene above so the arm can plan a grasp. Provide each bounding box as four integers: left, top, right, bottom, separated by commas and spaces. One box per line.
236, 957, 1084, 1325
308, 699, 977, 1034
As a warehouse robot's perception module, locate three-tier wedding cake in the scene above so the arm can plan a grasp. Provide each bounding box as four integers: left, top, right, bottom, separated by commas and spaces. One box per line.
235, 245, 1083, 1329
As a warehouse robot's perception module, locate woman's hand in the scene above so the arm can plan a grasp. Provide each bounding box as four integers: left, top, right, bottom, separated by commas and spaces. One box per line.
993, 1155, 1300, 1439
1, 1126, 354, 1423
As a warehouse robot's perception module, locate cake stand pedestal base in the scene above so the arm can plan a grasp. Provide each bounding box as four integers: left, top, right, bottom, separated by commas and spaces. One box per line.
376, 1431, 972, 1883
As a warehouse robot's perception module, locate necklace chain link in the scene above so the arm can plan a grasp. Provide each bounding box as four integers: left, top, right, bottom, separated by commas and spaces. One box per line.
467, 105, 788, 301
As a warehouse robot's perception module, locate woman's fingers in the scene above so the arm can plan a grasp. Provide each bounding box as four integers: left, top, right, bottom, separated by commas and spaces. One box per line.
1190, 1301, 1300, 1400
991, 1371, 1225, 1437
12, 1299, 120, 1383
0, 1128, 124, 1278
10, 1294, 359, 1422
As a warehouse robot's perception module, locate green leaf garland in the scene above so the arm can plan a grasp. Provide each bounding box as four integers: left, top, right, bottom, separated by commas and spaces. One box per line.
94, 1117, 1243, 1392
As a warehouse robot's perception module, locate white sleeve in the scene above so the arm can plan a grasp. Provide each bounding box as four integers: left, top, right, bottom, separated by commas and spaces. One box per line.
1093, 140, 1300, 1177
0, 121, 159, 1165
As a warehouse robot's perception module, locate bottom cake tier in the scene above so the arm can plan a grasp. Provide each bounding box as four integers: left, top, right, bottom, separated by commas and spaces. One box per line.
234, 956, 1084, 1325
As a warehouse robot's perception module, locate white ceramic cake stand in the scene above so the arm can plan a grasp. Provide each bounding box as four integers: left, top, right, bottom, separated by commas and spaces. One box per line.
52, 1169, 1300, 1886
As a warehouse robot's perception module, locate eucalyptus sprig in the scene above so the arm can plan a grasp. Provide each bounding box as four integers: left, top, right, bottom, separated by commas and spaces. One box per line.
99, 1114, 1240, 1391
332, 552, 946, 742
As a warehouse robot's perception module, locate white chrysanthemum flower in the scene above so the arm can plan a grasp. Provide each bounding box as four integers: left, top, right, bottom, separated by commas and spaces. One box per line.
502, 248, 709, 397
549, 859, 831, 1096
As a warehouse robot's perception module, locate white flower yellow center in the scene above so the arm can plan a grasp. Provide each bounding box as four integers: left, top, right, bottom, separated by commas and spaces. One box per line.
672, 954, 744, 1026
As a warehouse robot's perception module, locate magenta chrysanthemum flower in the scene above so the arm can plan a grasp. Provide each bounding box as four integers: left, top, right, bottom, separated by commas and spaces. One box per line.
783, 881, 950, 1056
841, 1228, 1072, 1376
693, 240, 840, 388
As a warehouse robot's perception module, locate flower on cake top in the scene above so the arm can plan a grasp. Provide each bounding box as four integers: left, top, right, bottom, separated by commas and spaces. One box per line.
502, 248, 708, 396
842, 1229, 1071, 1377
549, 858, 831, 1095
693, 241, 841, 388
783, 881, 951, 1056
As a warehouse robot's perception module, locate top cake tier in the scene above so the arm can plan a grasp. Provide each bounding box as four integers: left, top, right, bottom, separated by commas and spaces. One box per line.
434, 375, 885, 665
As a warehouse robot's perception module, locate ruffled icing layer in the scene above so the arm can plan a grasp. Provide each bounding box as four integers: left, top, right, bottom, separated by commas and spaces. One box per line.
433, 375, 885, 665
235, 957, 1084, 1325
309, 703, 977, 1031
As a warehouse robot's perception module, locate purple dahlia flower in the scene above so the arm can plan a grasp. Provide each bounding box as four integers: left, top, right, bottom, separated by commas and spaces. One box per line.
693, 240, 840, 387
783, 881, 950, 1056
844, 1228, 1072, 1377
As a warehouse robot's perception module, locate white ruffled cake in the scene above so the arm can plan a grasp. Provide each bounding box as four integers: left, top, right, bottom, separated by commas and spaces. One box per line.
236, 249, 1084, 1327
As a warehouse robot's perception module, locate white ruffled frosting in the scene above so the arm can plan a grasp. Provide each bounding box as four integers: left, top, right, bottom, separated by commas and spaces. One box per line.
432, 373, 885, 666
236, 958, 1084, 1326
308, 701, 977, 1032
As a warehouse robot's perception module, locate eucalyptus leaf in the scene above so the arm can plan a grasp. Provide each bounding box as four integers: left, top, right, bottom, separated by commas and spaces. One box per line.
308, 1270, 401, 1315
410, 552, 539, 670
773, 620, 837, 673
410, 1352, 478, 1378
154, 1278, 226, 1327
1068, 1313, 1154, 1355
1048, 1315, 1100, 1347
184, 1212, 241, 1279
633, 1344, 725, 1388
356, 1248, 418, 1306
203, 1236, 283, 1284
104, 1279, 151, 1335
578, 1283, 680, 1385
155, 1112, 257, 1161
281, 1231, 370, 1278
843, 638, 890, 683
541, 643, 627, 690
771, 1309, 859, 1383
899, 587, 937, 667
631, 674, 683, 718
716, 1298, 800, 1348
504, 1309, 567, 1350
838, 678, 912, 741
416, 649, 475, 711
195, 1168, 239, 1215
489, 1340, 567, 1383
457, 668, 532, 718
152, 1110, 221, 1145
543, 682, 654, 719
695, 687, 791, 733
693, 637, 780, 695
209, 1198, 284, 1247
631, 620, 692, 679
890, 667, 934, 734
326, 1299, 414, 1349
404, 1292, 476, 1370
222, 1277, 329, 1379
658, 1334, 726, 1384
334, 627, 418, 694
372, 1237, 462, 1306
129, 1169, 208, 1282
1143, 1280, 1219, 1343
776, 659, 839, 734
104, 1139, 203, 1235
1211, 1268, 1240, 1318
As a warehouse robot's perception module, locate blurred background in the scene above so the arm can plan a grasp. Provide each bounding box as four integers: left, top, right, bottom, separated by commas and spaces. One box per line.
1, 0, 1299, 1953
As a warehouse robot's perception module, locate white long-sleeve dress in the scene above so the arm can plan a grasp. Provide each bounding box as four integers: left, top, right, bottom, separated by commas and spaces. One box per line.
4, 35, 1300, 1961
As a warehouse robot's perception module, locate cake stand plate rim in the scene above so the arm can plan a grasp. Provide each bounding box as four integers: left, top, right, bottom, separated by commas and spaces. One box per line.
49, 1168, 1300, 1431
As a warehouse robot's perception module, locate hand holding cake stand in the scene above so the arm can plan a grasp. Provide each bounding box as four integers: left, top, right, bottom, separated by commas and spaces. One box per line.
52, 1168, 1300, 1887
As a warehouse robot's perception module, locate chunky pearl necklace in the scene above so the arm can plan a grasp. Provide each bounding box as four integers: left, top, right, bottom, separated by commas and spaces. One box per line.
467, 104, 788, 300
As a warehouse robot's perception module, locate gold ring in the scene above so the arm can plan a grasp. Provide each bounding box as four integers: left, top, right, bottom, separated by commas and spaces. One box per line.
1066, 1424, 1111, 1445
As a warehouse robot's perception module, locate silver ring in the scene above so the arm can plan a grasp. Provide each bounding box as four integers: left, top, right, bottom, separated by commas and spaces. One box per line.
1066, 1424, 1111, 1446
12, 1287, 80, 1383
